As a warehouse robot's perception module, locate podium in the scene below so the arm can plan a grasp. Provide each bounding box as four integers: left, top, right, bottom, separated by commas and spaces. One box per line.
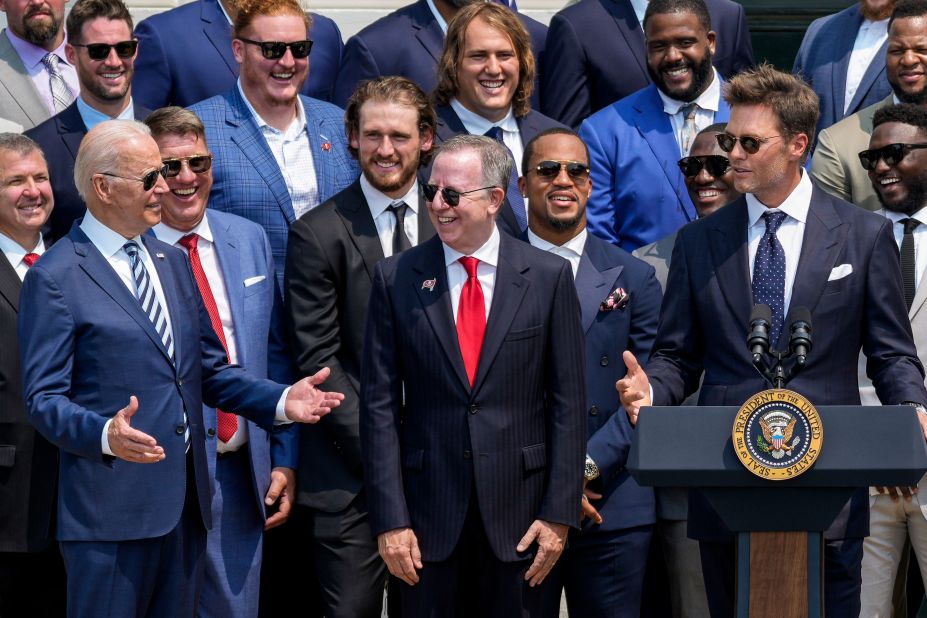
629, 404, 927, 618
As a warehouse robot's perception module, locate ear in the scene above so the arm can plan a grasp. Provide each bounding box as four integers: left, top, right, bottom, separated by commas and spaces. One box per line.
91, 174, 112, 203
790, 133, 809, 161
420, 126, 435, 153
487, 187, 505, 215
65, 44, 77, 65
707, 30, 717, 56
231, 38, 245, 65
349, 128, 359, 152
517, 175, 527, 197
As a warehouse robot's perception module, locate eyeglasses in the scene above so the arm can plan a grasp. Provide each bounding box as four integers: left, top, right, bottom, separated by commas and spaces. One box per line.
237, 37, 313, 59
678, 154, 731, 178
423, 183, 497, 207
162, 155, 213, 177
716, 133, 782, 155
70, 40, 138, 61
99, 165, 169, 191
858, 143, 927, 171
528, 160, 590, 183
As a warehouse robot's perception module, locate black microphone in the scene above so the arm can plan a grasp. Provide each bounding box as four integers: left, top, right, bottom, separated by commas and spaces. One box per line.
747, 304, 772, 363
787, 307, 813, 367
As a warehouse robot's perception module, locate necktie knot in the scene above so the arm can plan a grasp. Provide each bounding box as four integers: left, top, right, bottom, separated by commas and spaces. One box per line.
484, 126, 504, 143
903, 218, 922, 235
387, 201, 408, 220
762, 210, 787, 235
178, 233, 199, 252
22, 252, 40, 267
459, 256, 480, 279
123, 240, 139, 263
680, 103, 698, 120
42, 52, 61, 73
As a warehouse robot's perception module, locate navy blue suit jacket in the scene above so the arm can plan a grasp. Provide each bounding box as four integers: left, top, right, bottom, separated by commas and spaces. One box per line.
133, 0, 343, 107
645, 187, 927, 540
541, 0, 754, 129
18, 227, 286, 541
360, 233, 587, 562
333, 0, 548, 110
793, 4, 891, 136
24, 101, 151, 241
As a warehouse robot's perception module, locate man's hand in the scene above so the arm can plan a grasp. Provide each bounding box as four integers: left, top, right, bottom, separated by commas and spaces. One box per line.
918, 407, 927, 442
616, 350, 652, 426
875, 486, 919, 502
284, 367, 345, 423
580, 484, 603, 525
107, 396, 165, 463
378, 528, 422, 586
264, 467, 296, 530
516, 520, 569, 587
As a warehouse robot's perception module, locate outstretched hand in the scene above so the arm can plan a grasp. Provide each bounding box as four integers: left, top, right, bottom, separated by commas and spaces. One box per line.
284, 367, 345, 423
107, 396, 165, 463
616, 351, 652, 426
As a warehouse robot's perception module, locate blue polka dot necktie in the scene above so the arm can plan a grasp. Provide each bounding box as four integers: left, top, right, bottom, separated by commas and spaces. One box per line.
752, 210, 788, 345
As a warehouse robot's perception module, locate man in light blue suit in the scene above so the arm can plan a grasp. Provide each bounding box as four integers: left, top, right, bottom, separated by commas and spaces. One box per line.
147, 107, 298, 618
579, 0, 730, 252
189, 0, 359, 287
793, 0, 894, 135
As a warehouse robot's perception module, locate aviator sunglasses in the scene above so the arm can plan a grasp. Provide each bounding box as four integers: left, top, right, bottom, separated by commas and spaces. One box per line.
423, 183, 497, 207
858, 143, 927, 171
678, 155, 731, 178
237, 37, 313, 59
716, 133, 781, 155
70, 40, 138, 60
528, 160, 590, 183
99, 164, 170, 191
161, 155, 213, 177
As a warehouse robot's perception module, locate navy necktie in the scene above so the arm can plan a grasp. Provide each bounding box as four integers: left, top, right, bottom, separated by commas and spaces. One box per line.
484, 126, 527, 232
752, 211, 788, 346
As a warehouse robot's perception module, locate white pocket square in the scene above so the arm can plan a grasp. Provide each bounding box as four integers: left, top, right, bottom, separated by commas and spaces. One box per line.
243, 275, 266, 287
828, 264, 853, 282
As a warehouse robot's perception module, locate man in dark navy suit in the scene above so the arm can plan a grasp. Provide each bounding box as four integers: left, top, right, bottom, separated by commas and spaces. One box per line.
360, 134, 586, 616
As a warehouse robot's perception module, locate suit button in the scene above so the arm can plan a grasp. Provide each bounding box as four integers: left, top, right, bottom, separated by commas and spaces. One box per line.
589, 405, 599, 416
176, 378, 183, 387
463, 450, 472, 459
175, 425, 185, 435
600, 355, 609, 367
469, 404, 478, 415
206, 428, 216, 437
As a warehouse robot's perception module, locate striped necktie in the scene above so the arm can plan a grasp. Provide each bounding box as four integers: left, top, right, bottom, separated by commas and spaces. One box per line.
123, 241, 175, 363
41, 53, 74, 113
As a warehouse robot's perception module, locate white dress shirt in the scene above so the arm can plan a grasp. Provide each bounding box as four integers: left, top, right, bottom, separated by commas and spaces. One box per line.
657, 68, 722, 158
426, 0, 450, 33
845, 18, 889, 114
631, 0, 649, 27
450, 98, 525, 175
746, 171, 814, 320
526, 228, 587, 279
882, 206, 927, 292
0, 232, 45, 281
360, 175, 420, 257
443, 226, 501, 322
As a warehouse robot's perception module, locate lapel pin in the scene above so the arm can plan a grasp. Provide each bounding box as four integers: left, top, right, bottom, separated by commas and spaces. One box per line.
422, 278, 436, 291
320, 134, 331, 152
155, 252, 165, 260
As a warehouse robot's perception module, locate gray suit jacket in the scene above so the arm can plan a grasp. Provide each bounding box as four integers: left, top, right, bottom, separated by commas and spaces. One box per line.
0, 31, 51, 129
810, 94, 892, 212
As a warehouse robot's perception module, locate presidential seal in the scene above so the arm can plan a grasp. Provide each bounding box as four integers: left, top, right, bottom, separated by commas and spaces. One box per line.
732, 389, 823, 480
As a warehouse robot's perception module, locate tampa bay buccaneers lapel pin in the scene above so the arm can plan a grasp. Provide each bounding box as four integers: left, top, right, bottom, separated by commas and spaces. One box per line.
422, 278, 436, 291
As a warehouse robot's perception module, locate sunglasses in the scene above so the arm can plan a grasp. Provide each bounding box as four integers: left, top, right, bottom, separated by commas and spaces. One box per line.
100, 164, 170, 191
529, 160, 590, 183
423, 183, 497, 207
678, 154, 731, 178
237, 37, 313, 60
858, 143, 927, 171
70, 40, 138, 61
162, 155, 213, 177
716, 133, 782, 155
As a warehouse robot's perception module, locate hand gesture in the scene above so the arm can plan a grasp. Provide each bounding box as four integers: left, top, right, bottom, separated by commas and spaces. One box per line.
107, 396, 165, 463
580, 484, 603, 524
378, 527, 422, 586
616, 350, 652, 426
516, 520, 569, 586
284, 367, 345, 423
264, 467, 296, 530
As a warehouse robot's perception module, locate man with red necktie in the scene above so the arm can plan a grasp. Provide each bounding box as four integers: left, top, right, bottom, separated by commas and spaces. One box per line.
360, 133, 587, 617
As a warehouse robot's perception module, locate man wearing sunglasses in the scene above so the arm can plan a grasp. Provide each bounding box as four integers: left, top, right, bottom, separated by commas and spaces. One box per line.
26, 0, 151, 244
17, 119, 345, 617
619, 65, 927, 618
360, 134, 586, 617
579, 0, 731, 253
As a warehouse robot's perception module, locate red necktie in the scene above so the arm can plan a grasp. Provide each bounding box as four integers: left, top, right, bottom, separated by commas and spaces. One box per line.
22, 252, 39, 267
456, 257, 486, 387
178, 233, 238, 442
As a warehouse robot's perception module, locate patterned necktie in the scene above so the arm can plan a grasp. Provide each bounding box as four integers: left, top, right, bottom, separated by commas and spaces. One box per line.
22, 252, 40, 267
679, 103, 699, 156
178, 233, 238, 442
41, 53, 74, 113
457, 257, 486, 388
752, 211, 788, 346
901, 218, 921, 311
123, 241, 175, 362
484, 126, 527, 232
386, 201, 413, 255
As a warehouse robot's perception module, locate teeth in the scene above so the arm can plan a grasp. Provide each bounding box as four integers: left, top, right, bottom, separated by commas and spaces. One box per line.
272, 72, 293, 79
437, 216, 455, 224
666, 67, 688, 76
376, 161, 397, 168
480, 80, 503, 88
698, 190, 720, 198
551, 196, 572, 202
173, 188, 196, 196
101, 73, 122, 79
880, 178, 900, 185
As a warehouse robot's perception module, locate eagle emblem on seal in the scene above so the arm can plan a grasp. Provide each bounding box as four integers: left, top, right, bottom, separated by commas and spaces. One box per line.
758, 412, 801, 459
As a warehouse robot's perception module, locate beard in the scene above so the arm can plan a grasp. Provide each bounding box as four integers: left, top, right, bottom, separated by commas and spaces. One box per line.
894, 83, 927, 106
648, 52, 714, 102
878, 178, 927, 216
21, 8, 62, 45
361, 158, 419, 195
860, 0, 895, 21
546, 212, 583, 232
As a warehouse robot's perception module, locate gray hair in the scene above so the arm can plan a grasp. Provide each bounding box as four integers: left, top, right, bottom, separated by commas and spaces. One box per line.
0, 133, 44, 171
74, 120, 151, 200
435, 134, 513, 194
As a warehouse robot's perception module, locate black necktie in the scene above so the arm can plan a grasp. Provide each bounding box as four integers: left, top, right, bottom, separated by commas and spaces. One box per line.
387, 201, 412, 255
901, 218, 920, 310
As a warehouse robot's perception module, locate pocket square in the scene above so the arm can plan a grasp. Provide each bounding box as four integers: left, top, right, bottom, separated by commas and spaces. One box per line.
243, 275, 266, 287
600, 287, 630, 312
827, 264, 853, 282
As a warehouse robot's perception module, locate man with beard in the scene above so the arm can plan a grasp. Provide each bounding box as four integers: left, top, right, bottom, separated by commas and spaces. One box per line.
579, 0, 731, 252
519, 128, 662, 618
284, 76, 436, 618
794, 0, 895, 135
0, 0, 77, 128
25, 0, 150, 242
811, 0, 927, 211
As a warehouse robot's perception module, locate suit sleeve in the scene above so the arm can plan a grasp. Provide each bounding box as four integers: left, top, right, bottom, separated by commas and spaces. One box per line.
810, 128, 853, 203
580, 117, 621, 246
333, 34, 380, 109
132, 19, 172, 110
540, 14, 591, 129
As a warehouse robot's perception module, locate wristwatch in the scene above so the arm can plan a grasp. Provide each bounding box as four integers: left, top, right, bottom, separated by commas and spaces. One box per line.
584, 454, 600, 481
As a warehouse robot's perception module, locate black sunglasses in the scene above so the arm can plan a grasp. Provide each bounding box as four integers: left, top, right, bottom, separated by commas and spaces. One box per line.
529, 160, 590, 183
100, 164, 169, 191
423, 183, 497, 207
162, 155, 213, 177
858, 143, 927, 171
678, 154, 731, 178
70, 40, 138, 61
238, 37, 313, 59
716, 133, 782, 155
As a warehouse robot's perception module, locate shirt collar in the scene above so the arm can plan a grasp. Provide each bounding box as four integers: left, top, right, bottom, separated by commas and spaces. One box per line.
152, 211, 214, 246
526, 227, 587, 257
745, 170, 813, 228
79, 208, 146, 260
217, 0, 234, 25
442, 225, 501, 268
426, 0, 450, 34
0, 230, 44, 262
4, 28, 71, 71
450, 98, 519, 136
657, 68, 721, 116
76, 96, 135, 131
236, 78, 307, 135
880, 205, 927, 228
359, 174, 419, 220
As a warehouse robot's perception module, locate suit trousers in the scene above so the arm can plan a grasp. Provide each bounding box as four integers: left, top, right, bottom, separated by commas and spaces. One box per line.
656, 518, 710, 618
0, 545, 66, 617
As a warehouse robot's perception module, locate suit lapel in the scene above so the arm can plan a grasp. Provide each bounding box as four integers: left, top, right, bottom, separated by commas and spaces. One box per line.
575, 239, 621, 333
601, 0, 648, 78
0, 32, 47, 125
336, 181, 385, 280
910, 263, 927, 321
412, 0, 446, 64
828, 8, 861, 117
847, 39, 888, 114
790, 190, 847, 317
709, 198, 752, 322
210, 216, 245, 363
516, 112, 543, 144
202, 0, 238, 76
56, 103, 87, 161
435, 105, 467, 144
0, 256, 20, 312
417, 184, 436, 243
303, 97, 337, 200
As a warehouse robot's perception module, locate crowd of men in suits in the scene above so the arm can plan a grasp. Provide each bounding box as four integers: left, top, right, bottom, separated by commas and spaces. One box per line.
4, 0, 927, 616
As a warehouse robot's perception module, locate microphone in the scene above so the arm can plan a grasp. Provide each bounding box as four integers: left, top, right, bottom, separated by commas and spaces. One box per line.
787, 307, 813, 367
747, 304, 772, 363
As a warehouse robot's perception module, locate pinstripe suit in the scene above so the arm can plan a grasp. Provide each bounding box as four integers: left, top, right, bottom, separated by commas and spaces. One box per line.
360, 232, 587, 615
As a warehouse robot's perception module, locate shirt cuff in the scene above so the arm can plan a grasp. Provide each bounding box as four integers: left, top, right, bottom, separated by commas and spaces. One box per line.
275, 386, 293, 424
102, 418, 115, 456
649, 384, 654, 404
